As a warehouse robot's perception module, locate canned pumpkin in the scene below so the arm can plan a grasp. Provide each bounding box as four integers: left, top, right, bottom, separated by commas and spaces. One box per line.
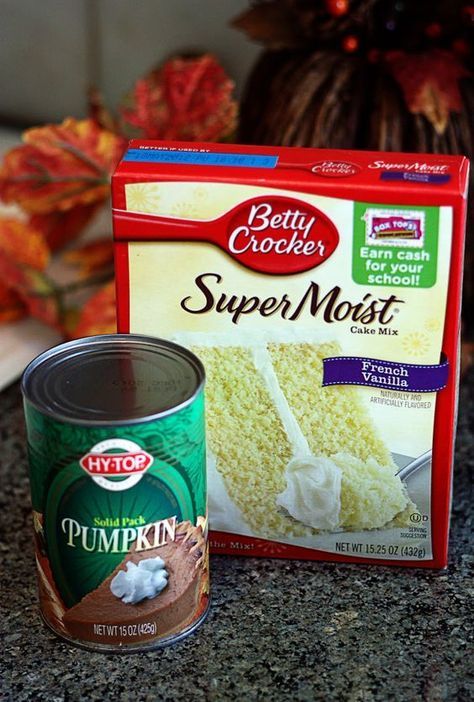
22, 334, 209, 651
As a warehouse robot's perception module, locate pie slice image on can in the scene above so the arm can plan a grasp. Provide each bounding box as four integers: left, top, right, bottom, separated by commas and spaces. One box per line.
21, 334, 209, 652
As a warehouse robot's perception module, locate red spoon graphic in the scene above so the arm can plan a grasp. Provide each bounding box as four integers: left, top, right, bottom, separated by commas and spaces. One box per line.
113, 195, 339, 275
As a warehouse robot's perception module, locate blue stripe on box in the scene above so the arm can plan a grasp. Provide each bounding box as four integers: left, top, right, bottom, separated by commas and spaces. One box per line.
123, 149, 279, 169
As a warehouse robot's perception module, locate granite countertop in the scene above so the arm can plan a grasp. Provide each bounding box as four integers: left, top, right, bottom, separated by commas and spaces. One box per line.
1, 376, 473, 702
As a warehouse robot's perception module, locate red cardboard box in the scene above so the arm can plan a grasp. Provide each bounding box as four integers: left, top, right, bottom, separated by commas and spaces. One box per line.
113, 140, 469, 567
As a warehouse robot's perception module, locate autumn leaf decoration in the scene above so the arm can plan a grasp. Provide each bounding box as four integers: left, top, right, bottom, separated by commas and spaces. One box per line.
0, 118, 125, 213
30, 203, 102, 252
120, 54, 238, 141
0, 54, 237, 338
0, 219, 52, 324
62, 238, 114, 279
0, 117, 125, 334
385, 50, 470, 135
72, 281, 117, 338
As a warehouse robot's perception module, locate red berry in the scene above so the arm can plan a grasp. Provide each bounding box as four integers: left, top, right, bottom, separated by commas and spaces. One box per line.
326, 0, 349, 17
425, 23, 442, 39
452, 38, 471, 56
342, 35, 359, 53
368, 49, 381, 63
462, 5, 474, 22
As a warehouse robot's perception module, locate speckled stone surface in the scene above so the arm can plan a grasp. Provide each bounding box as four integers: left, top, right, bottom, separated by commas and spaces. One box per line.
0, 376, 473, 702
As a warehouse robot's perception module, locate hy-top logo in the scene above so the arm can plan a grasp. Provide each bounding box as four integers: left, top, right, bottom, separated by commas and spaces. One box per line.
225, 196, 339, 274
80, 439, 153, 492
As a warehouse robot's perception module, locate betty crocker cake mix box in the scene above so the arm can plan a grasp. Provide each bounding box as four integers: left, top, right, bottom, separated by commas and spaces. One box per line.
112, 140, 469, 568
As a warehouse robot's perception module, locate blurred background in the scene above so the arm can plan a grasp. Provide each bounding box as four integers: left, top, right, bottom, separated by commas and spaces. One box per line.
0, 0, 258, 125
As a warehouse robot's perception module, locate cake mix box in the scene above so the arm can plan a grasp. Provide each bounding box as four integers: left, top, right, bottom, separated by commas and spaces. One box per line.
112, 140, 469, 568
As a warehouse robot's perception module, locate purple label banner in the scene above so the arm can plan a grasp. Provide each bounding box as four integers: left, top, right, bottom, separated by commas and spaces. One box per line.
380, 171, 451, 185
322, 356, 449, 393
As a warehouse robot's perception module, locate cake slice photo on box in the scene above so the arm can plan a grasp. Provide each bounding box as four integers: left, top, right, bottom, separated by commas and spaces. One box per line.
174, 331, 415, 541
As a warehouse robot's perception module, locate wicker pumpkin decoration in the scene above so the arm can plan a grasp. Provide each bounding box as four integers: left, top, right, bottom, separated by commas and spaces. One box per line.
234, 0, 474, 337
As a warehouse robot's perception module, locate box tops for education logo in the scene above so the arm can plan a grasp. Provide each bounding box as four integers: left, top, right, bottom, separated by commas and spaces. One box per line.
364, 208, 425, 248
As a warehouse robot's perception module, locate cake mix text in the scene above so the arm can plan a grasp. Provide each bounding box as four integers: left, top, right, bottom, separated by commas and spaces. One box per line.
181, 273, 404, 326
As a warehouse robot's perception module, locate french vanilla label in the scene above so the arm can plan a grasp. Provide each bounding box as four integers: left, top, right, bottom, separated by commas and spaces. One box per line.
113, 142, 468, 568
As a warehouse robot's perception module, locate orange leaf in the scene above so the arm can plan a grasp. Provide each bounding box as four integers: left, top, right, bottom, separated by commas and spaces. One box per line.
60, 308, 81, 338
0, 281, 26, 323
0, 217, 58, 327
71, 280, 116, 338
62, 237, 114, 277
0, 118, 126, 214
385, 50, 470, 135
0, 256, 60, 329
0, 218, 50, 270
30, 202, 101, 252
25, 294, 61, 329
232, 3, 304, 48
120, 54, 237, 141
88, 87, 121, 134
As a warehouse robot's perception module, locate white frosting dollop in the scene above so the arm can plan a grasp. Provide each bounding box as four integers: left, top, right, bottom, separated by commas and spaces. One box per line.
110, 557, 168, 605
276, 455, 342, 530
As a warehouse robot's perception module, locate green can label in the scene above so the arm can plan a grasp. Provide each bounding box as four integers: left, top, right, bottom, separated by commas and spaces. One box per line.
25, 390, 209, 649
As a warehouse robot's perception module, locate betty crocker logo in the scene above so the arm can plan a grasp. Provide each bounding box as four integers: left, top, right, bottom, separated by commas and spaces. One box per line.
224, 196, 339, 274
310, 160, 360, 177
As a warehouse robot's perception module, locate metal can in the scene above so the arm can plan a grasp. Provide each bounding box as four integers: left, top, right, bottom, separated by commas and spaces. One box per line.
22, 334, 209, 652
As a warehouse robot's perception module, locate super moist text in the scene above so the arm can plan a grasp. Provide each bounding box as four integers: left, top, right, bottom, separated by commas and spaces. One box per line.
180, 273, 404, 325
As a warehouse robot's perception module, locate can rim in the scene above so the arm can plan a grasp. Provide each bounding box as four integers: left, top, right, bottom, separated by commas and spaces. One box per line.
21, 333, 205, 426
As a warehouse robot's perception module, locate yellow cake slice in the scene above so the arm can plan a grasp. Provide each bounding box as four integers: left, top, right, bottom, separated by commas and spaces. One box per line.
193, 345, 297, 536
191, 337, 412, 538
267, 341, 391, 464
268, 341, 412, 530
